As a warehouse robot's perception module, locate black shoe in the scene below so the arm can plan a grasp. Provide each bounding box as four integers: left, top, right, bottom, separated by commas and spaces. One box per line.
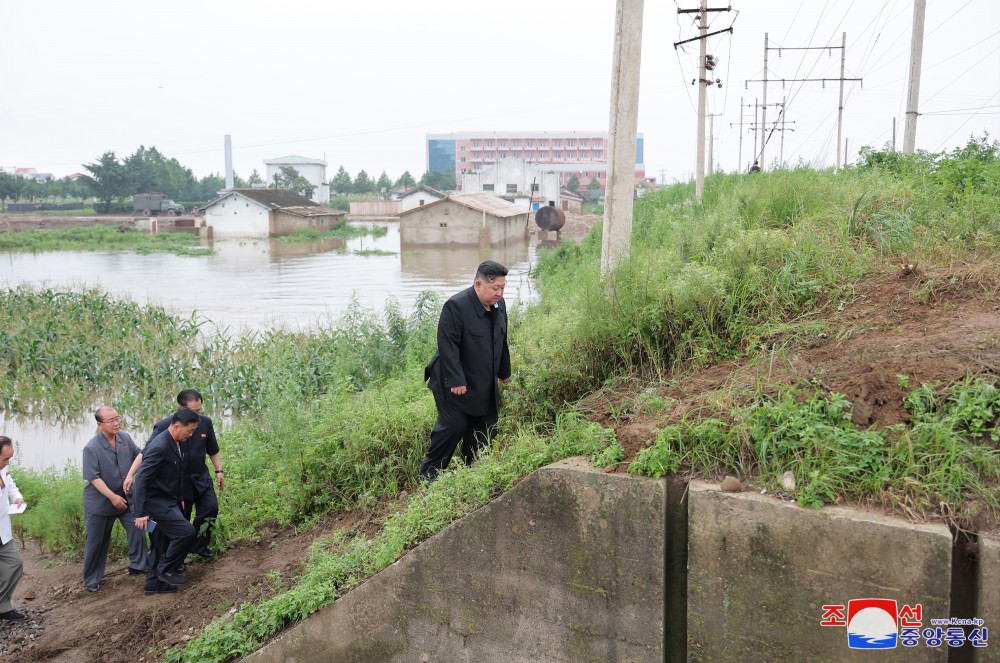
127, 567, 146, 575
177, 562, 187, 573
194, 550, 215, 561
0, 610, 26, 621
86, 584, 100, 593
157, 572, 188, 587
143, 586, 178, 596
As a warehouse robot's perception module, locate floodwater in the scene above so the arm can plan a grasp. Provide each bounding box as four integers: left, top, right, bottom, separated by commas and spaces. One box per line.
0, 222, 541, 470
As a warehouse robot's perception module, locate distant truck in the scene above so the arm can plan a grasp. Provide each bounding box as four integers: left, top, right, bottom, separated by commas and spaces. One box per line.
133, 192, 184, 216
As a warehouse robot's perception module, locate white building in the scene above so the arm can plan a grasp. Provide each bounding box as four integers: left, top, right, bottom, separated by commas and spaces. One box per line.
263, 156, 330, 204
201, 189, 344, 238
461, 158, 560, 211
397, 184, 446, 213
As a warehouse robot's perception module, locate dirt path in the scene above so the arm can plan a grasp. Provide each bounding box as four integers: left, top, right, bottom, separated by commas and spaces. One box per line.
7, 509, 381, 663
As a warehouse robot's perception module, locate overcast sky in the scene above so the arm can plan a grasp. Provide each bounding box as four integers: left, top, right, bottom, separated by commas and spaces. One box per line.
1, 0, 998, 182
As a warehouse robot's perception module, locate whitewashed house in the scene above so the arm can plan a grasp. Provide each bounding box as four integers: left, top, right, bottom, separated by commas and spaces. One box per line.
201, 189, 344, 238
397, 184, 446, 213
462, 157, 560, 211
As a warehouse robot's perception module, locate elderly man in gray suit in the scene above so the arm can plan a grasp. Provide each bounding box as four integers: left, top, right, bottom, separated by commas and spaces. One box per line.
82, 406, 148, 592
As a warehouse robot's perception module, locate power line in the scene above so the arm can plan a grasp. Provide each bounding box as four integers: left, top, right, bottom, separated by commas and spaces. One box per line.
935, 90, 1000, 150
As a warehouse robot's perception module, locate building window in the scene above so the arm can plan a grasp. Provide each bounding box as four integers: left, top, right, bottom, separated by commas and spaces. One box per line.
486, 140, 493, 147
460, 157, 467, 162
554, 140, 561, 147
506, 184, 517, 194
555, 152, 561, 158
483, 184, 495, 191
567, 140, 575, 147
460, 145, 466, 151
500, 153, 506, 158
531, 183, 539, 192
473, 141, 480, 148
526, 140, 533, 147
512, 140, 520, 147
499, 140, 506, 147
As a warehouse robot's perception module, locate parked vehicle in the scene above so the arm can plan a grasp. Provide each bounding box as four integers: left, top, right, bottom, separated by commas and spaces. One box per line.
133, 193, 184, 216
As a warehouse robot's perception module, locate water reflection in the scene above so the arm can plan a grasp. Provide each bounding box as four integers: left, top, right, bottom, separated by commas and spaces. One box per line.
0, 221, 542, 469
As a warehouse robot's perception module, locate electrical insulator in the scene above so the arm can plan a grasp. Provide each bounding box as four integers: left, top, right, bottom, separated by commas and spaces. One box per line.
705, 54, 717, 71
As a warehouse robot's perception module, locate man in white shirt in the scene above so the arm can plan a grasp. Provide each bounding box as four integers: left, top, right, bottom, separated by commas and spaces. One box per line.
0, 435, 26, 621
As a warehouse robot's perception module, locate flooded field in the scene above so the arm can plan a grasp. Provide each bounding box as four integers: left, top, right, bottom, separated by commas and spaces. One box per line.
0, 221, 541, 470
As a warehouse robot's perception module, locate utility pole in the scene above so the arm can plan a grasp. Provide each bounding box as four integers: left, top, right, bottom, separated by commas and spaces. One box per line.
707, 112, 722, 175
892, 117, 897, 151
835, 33, 846, 173
747, 39, 861, 170
600, 0, 643, 279
737, 96, 744, 171
760, 33, 769, 168
780, 96, 787, 166
903, 0, 927, 154
675, 4, 732, 200
844, 138, 849, 167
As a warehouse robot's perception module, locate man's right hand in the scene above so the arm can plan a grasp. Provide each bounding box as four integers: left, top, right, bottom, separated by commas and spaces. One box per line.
135, 516, 149, 531
450, 386, 468, 395
109, 494, 128, 510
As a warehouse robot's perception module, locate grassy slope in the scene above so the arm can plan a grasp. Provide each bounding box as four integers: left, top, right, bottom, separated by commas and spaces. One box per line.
8, 140, 1000, 660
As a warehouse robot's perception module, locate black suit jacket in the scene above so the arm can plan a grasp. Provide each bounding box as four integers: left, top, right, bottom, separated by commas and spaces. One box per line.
132, 429, 185, 518
425, 286, 511, 416
150, 413, 219, 501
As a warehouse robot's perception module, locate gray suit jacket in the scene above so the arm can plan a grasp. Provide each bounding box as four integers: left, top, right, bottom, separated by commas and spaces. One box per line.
82, 432, 141, 516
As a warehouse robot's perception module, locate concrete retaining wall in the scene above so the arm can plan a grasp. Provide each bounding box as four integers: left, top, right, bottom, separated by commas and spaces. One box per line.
242, 464, 992, 662
246, 458, 665, 663
686, 480, 953, 661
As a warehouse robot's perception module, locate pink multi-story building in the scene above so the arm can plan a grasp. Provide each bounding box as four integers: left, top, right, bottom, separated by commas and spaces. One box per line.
427, 131, 645, 191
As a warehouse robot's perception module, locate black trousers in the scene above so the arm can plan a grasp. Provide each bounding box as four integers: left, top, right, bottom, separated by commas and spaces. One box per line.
144, 504, 196, 592
420, 392, 498, 481
181, 484, 219, 556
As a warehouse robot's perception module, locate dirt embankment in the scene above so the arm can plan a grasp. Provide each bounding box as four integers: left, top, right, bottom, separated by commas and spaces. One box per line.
583, 263, 1000, 473
7, 508, 384, 663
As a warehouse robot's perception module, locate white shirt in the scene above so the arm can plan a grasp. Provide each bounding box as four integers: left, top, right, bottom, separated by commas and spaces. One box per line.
0, 466, 24, 545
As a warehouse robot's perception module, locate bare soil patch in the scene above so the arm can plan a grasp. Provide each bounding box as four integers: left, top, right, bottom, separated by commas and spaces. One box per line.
8, 508, 383, 663
580, 264, 1000, 471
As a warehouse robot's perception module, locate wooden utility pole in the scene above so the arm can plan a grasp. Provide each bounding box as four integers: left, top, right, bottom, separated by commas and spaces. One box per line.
675, 4, 732, 199
835, 33, 846, 173
600, 0, 643, 279
903, 0, 927, 154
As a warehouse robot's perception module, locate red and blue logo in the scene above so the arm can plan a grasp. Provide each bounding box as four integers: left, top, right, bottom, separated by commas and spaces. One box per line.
847, 599, 898, 649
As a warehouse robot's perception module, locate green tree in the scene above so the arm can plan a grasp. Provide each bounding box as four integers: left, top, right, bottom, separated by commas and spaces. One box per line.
587, 176, 601, 190
274, 166, 316, 198
354, 169, 374, 193
247, 169, 264, 186
197, 174, 226, 200
395, 170, 416, 190
123, 145, 196, 199
82, 152, 130, 211
376, 171, 392, 192
420, 169, 455, 191
331, 166, 353, 194
567, 174, 580, 192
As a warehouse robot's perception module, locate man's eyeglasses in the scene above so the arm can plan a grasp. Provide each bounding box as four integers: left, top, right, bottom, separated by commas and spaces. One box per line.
100, 417, 122, 424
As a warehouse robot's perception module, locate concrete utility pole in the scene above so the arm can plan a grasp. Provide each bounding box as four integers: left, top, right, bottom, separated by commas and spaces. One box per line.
707, 112, 722, 175
675, 4, 732, 199
903, 0, 927, 154
892, 117, 897, 151
760, 33, 769, 168
600, 0, 643, 279
836, 33, 847, 173
695, 8, 708, 199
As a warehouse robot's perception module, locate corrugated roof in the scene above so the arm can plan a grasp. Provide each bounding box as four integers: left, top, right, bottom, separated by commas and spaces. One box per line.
201, 189, 323, 212
398, 192, 527, 219
279, 206, 346, 218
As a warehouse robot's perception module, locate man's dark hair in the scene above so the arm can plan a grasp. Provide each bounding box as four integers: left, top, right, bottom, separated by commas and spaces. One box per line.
176, 389, 203, 407
475, 260, 508, 283
170, 407, 200, 427
0, 436, 11, 451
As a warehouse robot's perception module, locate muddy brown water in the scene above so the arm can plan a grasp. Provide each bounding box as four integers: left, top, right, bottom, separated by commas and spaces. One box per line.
0, 221, 540, 470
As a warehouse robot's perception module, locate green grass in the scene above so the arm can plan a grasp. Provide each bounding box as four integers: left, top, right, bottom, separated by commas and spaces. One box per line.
9, 136, 1000, 661
280, 221, 388, 243
0, 224, 212, 254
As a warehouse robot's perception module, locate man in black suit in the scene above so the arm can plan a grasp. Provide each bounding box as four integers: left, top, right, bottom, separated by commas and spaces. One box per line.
149, 389, 223, 560
420, 260, 511, 482
133, 407, 199, 595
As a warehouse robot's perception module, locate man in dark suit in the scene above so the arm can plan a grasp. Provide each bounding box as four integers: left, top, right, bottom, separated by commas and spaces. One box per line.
149, 389, 223, 560
420, 260, 511, 482
133, 407, 199, 595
